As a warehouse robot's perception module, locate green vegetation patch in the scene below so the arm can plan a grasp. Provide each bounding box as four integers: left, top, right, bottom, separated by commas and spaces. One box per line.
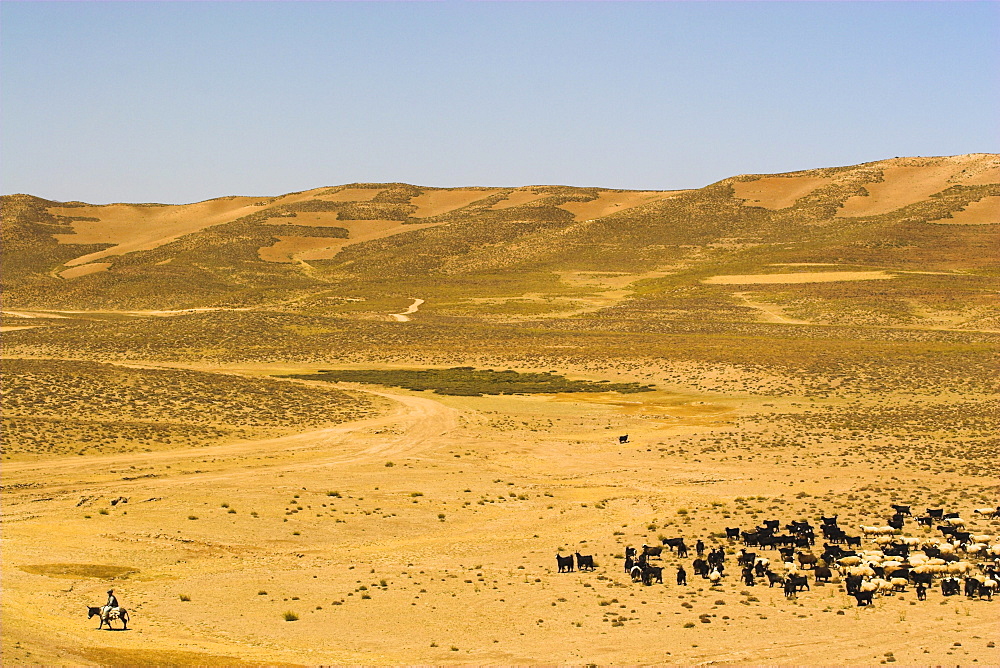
20, 563, 137, 579
77, 648, 272, 667
282, 367, 654, 396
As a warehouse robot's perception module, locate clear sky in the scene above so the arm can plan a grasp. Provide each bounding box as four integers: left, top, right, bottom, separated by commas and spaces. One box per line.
2, 1, 997, 204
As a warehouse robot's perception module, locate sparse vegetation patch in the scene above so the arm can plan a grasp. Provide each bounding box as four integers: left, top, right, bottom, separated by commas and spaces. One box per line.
281, 367, 654, 396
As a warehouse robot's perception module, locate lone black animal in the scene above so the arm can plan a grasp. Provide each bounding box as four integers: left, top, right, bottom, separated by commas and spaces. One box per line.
556, 554, 574, 572
854, 590, 875, 606
618, 435, 629, 444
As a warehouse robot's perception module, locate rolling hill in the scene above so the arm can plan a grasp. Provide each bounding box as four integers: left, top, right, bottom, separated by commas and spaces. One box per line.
3, 153, 997, 329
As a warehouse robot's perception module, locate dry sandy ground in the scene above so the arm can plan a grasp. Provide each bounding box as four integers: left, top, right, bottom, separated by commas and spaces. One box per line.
258, 220, 444, 264
3, 364, 997, 666
51, 198, 264, 268
558, 191, 684, 220
931, 195, 1000, 225
731, 177, 831, 210
703, 271, 896, 285
837, 157, 1000, 218
408, 189, 500, 218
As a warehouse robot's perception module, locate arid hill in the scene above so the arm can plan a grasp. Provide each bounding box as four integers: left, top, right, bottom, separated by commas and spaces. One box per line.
3, 154, 997, 321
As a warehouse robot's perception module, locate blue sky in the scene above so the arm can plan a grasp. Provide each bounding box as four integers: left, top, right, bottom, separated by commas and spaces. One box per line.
2, 1, 997, 204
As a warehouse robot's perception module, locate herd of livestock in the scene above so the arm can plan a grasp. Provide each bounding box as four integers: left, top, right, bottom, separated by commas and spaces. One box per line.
557, 504, 1000, 606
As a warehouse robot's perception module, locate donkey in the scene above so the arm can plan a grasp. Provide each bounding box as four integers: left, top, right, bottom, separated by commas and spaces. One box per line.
87, 605, 129, 630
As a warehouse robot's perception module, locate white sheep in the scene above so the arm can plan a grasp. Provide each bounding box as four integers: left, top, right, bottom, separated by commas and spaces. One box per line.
972, 508, 996, 517
946, 561, 971, 575
864, 577, 893, 595
838, 556, 861, 568
944, 517, 966, 527
883, 562, 906, 577
919, 563, 952, 575
970, 534, 993, 544
890, 577, 909, 592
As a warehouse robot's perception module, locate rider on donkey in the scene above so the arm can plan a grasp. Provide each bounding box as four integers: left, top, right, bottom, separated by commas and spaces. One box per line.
102, 589, 120, 617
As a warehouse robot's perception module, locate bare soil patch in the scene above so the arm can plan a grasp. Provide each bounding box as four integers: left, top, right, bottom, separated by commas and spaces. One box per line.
733, 176, 831, 209
409, 188, 499, 218
490, 188, 548, 209
704, 271, 896, 285
836, 161, 996, 217
929, 195, 1000, 225
559, 190, 680, 220
259, 219, 444, 262
50, 197, 262, 266
59, 262, 112, 279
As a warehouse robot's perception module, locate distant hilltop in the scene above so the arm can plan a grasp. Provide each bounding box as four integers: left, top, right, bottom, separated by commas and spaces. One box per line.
3, 153, 997, 313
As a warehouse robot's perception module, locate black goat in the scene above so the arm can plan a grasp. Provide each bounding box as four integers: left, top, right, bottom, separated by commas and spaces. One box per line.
556, 554, 574, 572
575, 553, 596, 571
890, 504, 911, 516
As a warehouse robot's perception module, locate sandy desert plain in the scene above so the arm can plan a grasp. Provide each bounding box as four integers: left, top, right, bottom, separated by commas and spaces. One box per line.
2, 154, 999, 666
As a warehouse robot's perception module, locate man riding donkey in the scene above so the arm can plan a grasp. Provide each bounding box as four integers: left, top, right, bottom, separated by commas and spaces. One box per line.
104, 589, 119, 614
89, 588, 129, 629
